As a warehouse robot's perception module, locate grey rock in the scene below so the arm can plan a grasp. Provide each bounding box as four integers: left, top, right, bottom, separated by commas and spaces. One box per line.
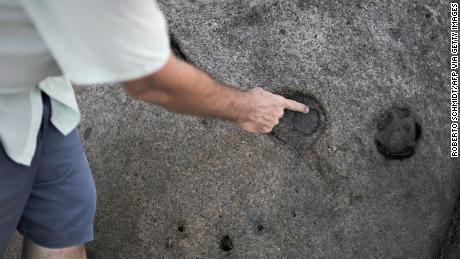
438, 194, 460, 259
5, 232, 22, 259
71, 0, 460, 258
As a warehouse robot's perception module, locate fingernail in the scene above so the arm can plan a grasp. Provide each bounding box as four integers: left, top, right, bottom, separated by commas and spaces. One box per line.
305, 106, 310, 113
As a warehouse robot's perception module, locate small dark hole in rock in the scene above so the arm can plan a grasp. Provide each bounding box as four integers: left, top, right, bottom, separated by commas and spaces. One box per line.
425, 13, 431, 18
178, 224, 185, 232
279, 29, 286, 35
256, 224, 264, 232
220, 235, 233, 252
346, 20, 351, 25
83, 127, 93, 140
292, 211, 297, 217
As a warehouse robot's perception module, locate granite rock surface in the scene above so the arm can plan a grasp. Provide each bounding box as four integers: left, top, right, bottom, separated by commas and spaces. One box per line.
5, 1, 459, 259
6, 1, 456, 259
76, 0, 459, 258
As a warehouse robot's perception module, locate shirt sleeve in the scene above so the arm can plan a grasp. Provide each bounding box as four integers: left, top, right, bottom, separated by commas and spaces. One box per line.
19, 0, 171, 85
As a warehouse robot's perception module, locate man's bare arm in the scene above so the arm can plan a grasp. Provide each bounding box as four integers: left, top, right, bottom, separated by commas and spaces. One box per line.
122, 54, 309, 134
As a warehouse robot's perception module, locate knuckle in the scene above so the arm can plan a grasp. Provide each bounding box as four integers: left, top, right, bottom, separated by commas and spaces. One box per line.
256, 127, 265, 134
265, 115, 276, 121
276, 95, 286, 103
277, 100, 286, 108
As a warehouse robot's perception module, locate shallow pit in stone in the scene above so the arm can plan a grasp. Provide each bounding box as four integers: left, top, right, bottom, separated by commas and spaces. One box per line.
374, 107, 421, 160
282, 94, 324, 136
256, 224, 264, 232
219, 235, 233, 252
271, 92, 326, 150
177, 224, 185, 232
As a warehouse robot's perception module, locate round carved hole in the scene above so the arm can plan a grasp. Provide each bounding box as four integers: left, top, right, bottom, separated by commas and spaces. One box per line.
374, 107, 421, 160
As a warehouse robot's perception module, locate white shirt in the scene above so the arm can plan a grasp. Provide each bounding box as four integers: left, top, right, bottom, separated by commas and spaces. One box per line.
0, 0, 171, 165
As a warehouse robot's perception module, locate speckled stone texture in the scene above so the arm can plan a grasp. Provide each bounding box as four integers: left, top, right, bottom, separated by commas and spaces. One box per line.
2, 1, 457, 259
439, 193, 460, 259
12, 1, 454, 259
5, 232, 22, 259
74, 0, 459, 258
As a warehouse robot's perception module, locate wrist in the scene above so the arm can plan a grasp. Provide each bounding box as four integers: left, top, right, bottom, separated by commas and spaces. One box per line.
221, 86, 247, 123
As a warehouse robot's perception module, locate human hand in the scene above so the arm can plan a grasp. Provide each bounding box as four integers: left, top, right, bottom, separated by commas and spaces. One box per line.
236, 87, 309, 134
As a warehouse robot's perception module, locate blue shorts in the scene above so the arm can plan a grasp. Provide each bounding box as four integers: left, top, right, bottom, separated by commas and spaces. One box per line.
0, 93, 96, 257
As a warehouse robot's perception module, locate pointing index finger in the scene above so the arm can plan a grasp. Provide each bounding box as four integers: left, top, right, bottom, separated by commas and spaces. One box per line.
283, 98, 309, 113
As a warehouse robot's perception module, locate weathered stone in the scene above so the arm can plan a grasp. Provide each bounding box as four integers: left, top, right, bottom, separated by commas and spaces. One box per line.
5, 232, 21, 259
70, 1, 459, 258
438, 194, 460, 259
